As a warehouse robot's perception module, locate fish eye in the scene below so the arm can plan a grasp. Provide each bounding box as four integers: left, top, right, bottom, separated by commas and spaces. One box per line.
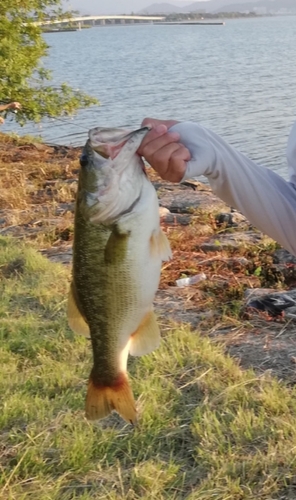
80, 153, 88, 167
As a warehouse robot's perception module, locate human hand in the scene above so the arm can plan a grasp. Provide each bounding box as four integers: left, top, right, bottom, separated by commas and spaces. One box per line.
8, 102, 21, 110
138, 118, 191, 182
0, 117, 5, 125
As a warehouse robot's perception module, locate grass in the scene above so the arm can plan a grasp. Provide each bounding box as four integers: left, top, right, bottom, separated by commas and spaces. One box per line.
2, 133, 296, 499
1, 236, 296, 499
0, 132, 78, 248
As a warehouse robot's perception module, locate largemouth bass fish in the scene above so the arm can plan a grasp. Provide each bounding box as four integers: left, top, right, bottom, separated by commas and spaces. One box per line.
68, 126, 172, 424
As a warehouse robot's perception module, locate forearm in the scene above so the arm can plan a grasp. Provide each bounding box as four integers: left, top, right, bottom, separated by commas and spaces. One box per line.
171, 122, 296, 256
0, 104, 10, 112
0, 102, 20, 112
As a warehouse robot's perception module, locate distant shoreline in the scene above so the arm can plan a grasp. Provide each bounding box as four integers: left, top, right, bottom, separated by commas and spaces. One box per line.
41, 15, 262, 33
154, 21, 226, 25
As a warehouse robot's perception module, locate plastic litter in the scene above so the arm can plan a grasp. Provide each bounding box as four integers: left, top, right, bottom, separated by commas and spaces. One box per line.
176, 272, 207, 288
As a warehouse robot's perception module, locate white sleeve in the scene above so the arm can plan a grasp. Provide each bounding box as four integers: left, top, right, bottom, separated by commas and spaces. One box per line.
170, 121, 296, 256
287, 120, 296, 187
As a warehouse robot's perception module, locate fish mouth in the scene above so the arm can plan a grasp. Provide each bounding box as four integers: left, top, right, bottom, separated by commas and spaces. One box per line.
89, 126, 151, 160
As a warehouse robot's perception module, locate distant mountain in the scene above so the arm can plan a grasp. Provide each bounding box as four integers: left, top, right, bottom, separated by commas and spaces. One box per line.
185, 0, 252, 12
214, 0, 296, 12
139, 2, 184, 14
139, 0, 257, 14
139, 0, 296, 15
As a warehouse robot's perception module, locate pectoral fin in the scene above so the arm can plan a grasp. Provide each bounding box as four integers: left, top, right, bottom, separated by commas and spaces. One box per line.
150, 228, 172, 261
104, 224, 131, 264
129, 309, 161, 357
67, 284, 90, 337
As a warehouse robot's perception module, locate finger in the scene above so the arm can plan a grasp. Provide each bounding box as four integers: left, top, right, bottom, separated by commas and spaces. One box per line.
141, 117, 179, 130
138, 129, 180, 158
139, 125, 168, 156
139, 118, 181, 155
147, 142, 186, 180
10, 102, 21, 109
165, 147, 191, 182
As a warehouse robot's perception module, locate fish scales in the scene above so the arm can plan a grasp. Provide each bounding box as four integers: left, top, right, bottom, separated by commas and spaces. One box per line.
73, 213, 141, 383
68, 126, 172, 423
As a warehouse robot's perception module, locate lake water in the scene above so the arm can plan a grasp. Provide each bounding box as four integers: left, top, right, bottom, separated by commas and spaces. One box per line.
4, 16, 296, 179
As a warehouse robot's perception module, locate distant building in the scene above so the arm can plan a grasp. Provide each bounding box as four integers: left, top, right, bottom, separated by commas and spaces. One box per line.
254, 7, 267, 15
276, 8, 296, 14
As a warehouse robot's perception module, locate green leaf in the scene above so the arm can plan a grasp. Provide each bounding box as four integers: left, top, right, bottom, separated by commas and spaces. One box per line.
254, 266, 262, 277
0, 1, 98, 124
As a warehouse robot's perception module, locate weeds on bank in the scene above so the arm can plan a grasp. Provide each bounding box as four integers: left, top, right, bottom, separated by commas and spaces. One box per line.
1, 132, 294, 321
3, 131, 294, 326
159, 218, 288, 323
0, 133, 79, 248
1, 237, 296, 499
2, 135, 296, 498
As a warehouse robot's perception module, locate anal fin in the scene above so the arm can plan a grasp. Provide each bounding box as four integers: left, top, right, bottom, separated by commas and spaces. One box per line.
150, 228, 172, 261
85, 372, 137, 424
67, 283, 90, 337
129, 309, 160, 357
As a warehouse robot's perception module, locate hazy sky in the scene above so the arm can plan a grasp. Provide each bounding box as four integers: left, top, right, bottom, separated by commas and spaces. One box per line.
65, 0, 209, 15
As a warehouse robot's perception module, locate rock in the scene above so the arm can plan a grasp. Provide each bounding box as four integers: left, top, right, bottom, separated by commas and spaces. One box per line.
55, 203, 75, 214
244, 288, 278, 299
154, 181, 228, 214
215, 211, 249, 228
199, 231, 272, 252
180, 180, 211, 191
273, 249, 296, 265
161, 214, 192, 226
40, 245, 73, 265
32, 142, 51, 152
225, 257, 250, 266
285, 307, 296, 318
272, 263, 296, 283
215, 212, 236, 227
268, 250, 296, 284
231, 212, 249, 226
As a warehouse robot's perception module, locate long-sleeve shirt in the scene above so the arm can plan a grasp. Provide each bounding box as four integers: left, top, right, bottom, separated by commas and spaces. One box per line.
170, 121, 296, 257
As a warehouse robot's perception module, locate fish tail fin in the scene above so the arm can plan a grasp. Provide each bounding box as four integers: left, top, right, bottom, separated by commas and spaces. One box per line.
85, 371, 137, 424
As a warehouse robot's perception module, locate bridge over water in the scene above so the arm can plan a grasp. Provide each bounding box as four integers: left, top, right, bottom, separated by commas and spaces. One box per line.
37, 15, 166, 27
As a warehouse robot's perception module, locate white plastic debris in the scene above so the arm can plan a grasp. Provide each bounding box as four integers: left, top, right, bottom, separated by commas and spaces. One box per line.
159, 207, 170, 218
176, 272, 207, 288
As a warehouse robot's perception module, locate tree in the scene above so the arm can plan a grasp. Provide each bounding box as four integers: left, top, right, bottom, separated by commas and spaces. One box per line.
0, 0, 98, 124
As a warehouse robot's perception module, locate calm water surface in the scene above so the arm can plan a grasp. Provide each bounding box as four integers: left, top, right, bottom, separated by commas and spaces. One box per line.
5, 16, 296, 179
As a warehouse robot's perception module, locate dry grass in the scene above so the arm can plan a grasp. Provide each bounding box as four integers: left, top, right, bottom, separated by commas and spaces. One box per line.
0, 132, 79, 247
2, 132, 296, 499
1, 236, 296, 499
